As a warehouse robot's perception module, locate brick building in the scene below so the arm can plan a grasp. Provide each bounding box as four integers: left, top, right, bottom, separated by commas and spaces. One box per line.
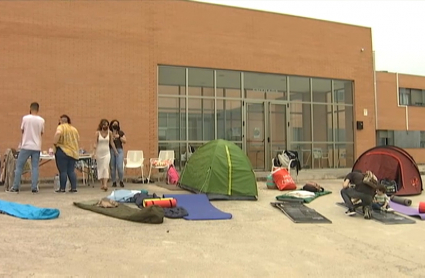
0, 0, 422, 177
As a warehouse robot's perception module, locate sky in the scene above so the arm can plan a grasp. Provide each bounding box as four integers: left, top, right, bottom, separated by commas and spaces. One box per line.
196, 0, 425, 76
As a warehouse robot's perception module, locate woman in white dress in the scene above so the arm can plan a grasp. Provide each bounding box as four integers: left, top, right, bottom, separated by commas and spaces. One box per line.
93, 119, 118, 191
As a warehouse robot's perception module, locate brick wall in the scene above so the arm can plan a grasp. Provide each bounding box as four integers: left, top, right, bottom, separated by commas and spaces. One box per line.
0, 0, 375, 177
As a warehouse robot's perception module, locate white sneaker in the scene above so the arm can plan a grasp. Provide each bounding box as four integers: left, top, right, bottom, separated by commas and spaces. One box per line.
386, 208, 394, 213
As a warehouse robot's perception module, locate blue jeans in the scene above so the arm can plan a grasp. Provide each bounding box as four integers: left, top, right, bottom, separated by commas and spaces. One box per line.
12, 149, 40, 190
110, 148, 124, 182
372, 203, 387, 210
55, 147, 77, 190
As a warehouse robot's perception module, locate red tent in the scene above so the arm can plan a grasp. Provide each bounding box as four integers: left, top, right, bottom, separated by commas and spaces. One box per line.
352, 146, 423, 196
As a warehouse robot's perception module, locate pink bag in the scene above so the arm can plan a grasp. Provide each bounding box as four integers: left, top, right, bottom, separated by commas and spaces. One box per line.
167, 165, 180, 185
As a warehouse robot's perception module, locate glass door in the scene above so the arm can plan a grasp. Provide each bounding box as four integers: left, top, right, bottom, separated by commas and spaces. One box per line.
245, 102, 266, 170
268, 103, 287, 165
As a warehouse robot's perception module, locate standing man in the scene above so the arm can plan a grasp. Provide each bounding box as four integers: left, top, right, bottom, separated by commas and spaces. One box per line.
8, 102, 45, 193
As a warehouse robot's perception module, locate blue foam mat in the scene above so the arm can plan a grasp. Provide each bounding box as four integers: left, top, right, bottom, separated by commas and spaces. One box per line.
0, 199, 60, 220
163, 193, 232, 220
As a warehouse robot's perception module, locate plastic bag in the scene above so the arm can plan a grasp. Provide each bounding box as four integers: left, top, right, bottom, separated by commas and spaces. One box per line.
272, 168, 296, 191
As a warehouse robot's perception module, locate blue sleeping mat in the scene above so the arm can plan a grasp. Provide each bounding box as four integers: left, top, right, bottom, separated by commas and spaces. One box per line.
0, 199, 60, 220
163, 193, 232, 221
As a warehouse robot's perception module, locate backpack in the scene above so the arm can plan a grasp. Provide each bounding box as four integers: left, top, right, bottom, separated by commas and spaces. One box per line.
167, 165, 180, 185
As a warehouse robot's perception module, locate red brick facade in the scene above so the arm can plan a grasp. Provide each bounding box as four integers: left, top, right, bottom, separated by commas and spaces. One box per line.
0, 0, 376, 176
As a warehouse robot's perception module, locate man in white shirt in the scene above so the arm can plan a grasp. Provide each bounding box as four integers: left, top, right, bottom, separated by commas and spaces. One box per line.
8, 102, 45, 193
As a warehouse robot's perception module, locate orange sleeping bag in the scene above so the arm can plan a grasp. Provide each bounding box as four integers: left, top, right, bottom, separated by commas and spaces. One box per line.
143, 198, 177, 208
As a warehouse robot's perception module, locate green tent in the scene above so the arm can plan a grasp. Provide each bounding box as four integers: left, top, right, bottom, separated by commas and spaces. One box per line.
178, 139, 258, 200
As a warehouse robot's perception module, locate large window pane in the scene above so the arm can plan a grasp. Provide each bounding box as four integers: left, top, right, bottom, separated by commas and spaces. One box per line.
244, 72, 286, 100
188, 68, 214, 97
376, 130, 395, 146
333, 80, 353, 104
411, 89, 425, 106
335, 143, 354, 168
289, 143, 312, 169
312, 103, 333, 142
289, 76, 310, 102
312, 78, 332, 103
334, 104, 354, 142
217, 100, 242, 141
158, 97, 186, 141
216, 70, 241, 98
188, 99, 214, 141
394, 131, 421, 148
158, 66, 186, 95
312, 144, 333, 169
289, 103, 311, 142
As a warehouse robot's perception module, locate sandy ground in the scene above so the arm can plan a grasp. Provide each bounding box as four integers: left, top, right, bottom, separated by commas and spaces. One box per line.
1, 180, 425, 278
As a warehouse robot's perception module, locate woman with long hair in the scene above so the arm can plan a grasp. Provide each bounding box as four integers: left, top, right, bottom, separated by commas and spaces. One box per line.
109, 119, 127, 187
94, 119, 118, 191
53, 115, 80, 193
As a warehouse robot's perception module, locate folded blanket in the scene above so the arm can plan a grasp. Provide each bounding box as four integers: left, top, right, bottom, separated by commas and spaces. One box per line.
74, 200, 164, 224
0, 199, 60, 220
276, 190, 332, 203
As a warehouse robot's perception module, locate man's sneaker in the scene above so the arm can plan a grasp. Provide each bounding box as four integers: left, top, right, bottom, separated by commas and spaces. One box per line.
68, 189, 78, 193
32, 189, 39, 194
7, 188, 19, 193
55, 189, 66, 193
119, 181, 125, 188
364, 207, 372, 219
345, 209, 356, 216
112, 182, 117, 188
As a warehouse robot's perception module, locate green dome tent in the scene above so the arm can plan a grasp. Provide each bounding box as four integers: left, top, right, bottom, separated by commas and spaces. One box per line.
178, 140, 258, 201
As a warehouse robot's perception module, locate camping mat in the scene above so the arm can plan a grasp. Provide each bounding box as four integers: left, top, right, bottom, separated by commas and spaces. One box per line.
276, 190, 332, 203
0, 199, 60, 220
74, 200, 164, 224
163, 194, 232, 220
155, 182, 186, 191
390, 196, 412, 206
389, 201, 425, 220
270, 201, 332, 224
336, 202, 416, 225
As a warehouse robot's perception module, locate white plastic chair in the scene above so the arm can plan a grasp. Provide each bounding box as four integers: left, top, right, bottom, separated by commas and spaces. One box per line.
148, 150, 175, 182
124, 150, 145, 183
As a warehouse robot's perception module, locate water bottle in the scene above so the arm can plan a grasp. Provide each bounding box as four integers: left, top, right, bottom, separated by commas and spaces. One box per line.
54, 174, 59, 190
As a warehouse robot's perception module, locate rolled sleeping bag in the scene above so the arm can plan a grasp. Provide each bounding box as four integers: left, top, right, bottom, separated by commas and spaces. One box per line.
390, 195, 412, 206
143, 198, 177, 208
419, 202, 425, 214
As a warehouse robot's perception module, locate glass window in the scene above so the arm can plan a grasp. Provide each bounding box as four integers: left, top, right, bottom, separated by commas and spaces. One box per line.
312, 144, 333, 169
334, 104, 354, 142
410, 89, 425, 106
187, 98, 215, 141
216, 70, 241, 98
376, 130, 395, 146
312, 78, 332, 103
288, 143, 312, 169
335, 143, 354, 168
217, 100, 242, 141
394, 131, 421, 148
158, 97, 186, 141
244, 72, 286, 100
312, 103, 333, 142
398, 88, 410, 106
289, 103, 311, 142
158, 66, 186, 95
333, 80, 353, 104
289, 76, 310, 102
188, 68, 214, 97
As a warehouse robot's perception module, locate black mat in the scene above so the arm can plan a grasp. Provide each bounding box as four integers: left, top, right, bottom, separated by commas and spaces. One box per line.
336, 202, 415, 225
271, 201, 332, 224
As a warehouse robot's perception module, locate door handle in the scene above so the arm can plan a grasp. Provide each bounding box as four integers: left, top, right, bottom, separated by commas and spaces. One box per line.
267, 137, 270, 143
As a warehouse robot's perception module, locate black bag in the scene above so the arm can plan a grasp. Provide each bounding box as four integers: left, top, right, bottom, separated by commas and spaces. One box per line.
303, 182, 324, 193
380, 179, 397, 195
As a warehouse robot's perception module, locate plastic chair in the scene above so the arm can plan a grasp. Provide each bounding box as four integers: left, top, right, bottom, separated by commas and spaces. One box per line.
124, 150, 145, 183
148, 150, 175, 182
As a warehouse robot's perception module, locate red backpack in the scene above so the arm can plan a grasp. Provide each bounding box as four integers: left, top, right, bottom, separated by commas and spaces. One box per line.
167, 165, 180, 185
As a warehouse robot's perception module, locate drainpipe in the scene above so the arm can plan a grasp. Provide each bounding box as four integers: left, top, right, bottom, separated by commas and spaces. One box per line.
373, 51, 378, 129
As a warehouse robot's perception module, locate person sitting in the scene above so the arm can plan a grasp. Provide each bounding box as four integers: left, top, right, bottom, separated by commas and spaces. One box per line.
340, 170, 378, 219
372, 185, 394, 212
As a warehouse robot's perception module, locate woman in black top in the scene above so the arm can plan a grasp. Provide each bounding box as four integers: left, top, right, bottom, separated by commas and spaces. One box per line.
109, 120, 127, 187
